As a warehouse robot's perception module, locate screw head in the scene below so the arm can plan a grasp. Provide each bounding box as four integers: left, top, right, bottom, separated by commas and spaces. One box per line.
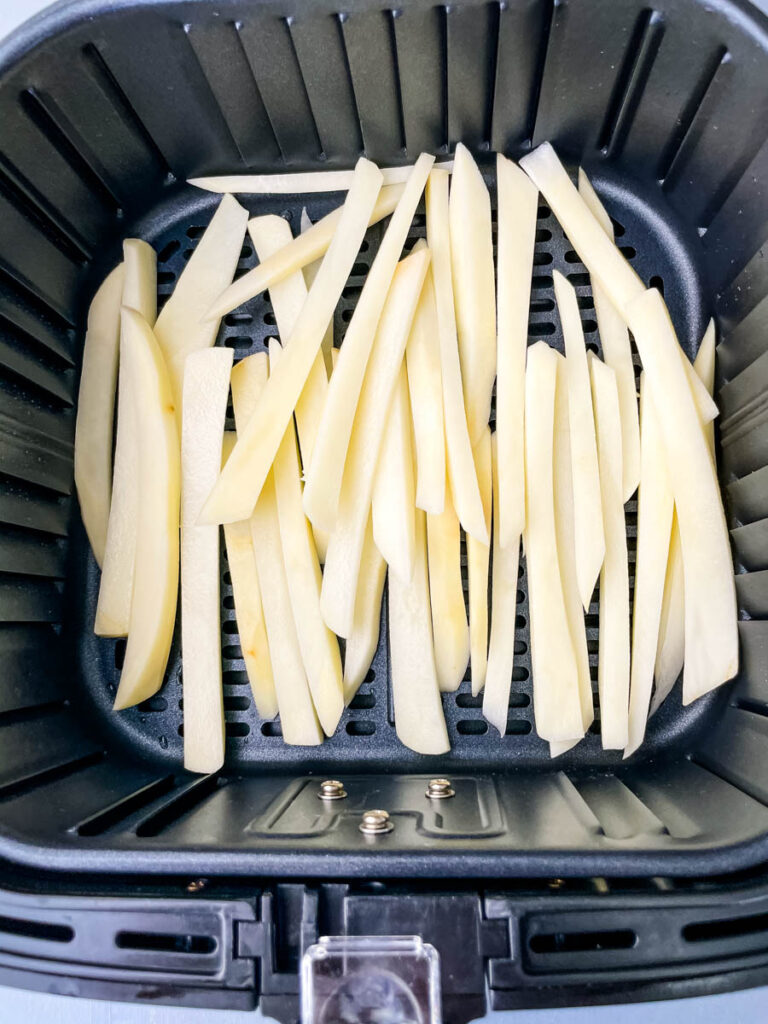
318, 779, 347, 801
359, 809, 394, 835
426, 778, 455, 799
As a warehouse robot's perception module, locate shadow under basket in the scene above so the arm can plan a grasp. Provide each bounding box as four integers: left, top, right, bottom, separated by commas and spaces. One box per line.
0, 0, 766, 887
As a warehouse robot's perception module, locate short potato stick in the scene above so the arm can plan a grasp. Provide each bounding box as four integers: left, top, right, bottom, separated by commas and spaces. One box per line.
321, 248, 430, 638
205, 183, 404, 321
427, 490, 470, 693
303, 153, 433, 533
189, 161, 453, 194
154, 193, 248, 418
589, 354, 630, 750
625, 375, 674, 757
578, 169, 641, 501
74, 262, 125, 567
113, 310, 180, 711
372, 362, 416, 582
554, 270, 605, 610
483, 434, 521, 736
449, 144, 496, 445
524, 342, 583, 742
180, 347, 233, 774
496, 154, 538, 544
390, 509, 450, 755
425, 169, 488, 543
405, 239, 446, 515
122, 238, 157, 326
300, 208, 334, 376
200, 158, 383, 526
343, 513, 387, 704
469, 427, 492, 696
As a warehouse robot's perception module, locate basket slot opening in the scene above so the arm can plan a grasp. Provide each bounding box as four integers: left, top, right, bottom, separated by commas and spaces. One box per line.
0, 914, 73, 944
529, 928, 636, 954
115, 930, 216, 955
683, 911, 768, 944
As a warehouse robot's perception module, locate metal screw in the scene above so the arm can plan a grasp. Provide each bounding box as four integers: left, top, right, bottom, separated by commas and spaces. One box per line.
186, 879, 208, 894
359, 809, 394, 835
318, 779, 347, 801
426, 778, 455, 799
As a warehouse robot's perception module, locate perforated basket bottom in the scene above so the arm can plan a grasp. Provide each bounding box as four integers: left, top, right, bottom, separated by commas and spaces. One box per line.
74, 168, 719, 773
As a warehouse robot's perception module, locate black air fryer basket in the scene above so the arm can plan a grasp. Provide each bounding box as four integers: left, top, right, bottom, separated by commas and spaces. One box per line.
1, 0, 768, 1019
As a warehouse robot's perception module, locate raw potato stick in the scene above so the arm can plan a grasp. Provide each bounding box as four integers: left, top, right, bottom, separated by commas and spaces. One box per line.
321, 248, 430, 638
189, 161, 453, 194
113, 310, 180, 710
483, 434, 521, 735
343, 513, 387, 704
205, 183, 404, 321
496, 154, 538, 544
154, 194, 248, 418
625, 375, 674, 757
469, 427, 492, 696
122, 238, 157, 326
405, 238, 446, 515
426, 169, 488, 543
590, 354, 630, 750
449, 144, 496, 444
221, 434, 278, 721
300, 209, 334, 376
427, 490, 470, 692
180, 347, 233, 774
372, 362, 416, 582
524, 342, 583, 742
578, 169, 641, 501
390, 509, 450, 755
74, 262, 125, 567
231, 354, 322, 746
303, 154, 434, 532
554, 270, 605, 610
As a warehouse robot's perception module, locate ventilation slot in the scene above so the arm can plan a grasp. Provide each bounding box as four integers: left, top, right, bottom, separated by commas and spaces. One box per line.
0, 915, 73, 944
529, 928, 636, 954
115, 930, 216, 955
75, 775, 175, 837
683, 912, 768, 944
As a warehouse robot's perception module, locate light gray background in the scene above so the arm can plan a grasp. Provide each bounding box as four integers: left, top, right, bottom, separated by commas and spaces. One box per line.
1, 0, 766, 1020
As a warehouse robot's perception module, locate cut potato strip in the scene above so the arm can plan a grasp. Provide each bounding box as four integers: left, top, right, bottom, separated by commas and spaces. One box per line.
303, 154, 433, 533
405, 238, 445, 515
300, 209, 334, 376
113, 310, 180, 710
372, 362, 416, 582
190, 161, 453, 194
449, 144, 496, 445
154, 193, 248, 418
427, 490, 470, 692
425, 169, 488, 543
626, 289, 737, 705
625, 375, 674, 757
524, 342, 583, 741
180, 347, 233, 774
200, 159, 384, 526
590, 354, 630, 749
496, 154, 538, 545
696, 319, 717, 454
122, 238, 157, 326
469, 427, 492, 696
343, 513, 387, 704
74, 262, 125, 567
390, 509, 450, 755
270, 342, 344, 737
205, 182, 404, 321
321, 248, 430, 638
578, 170, 640, 501
483, 434, 521, 735
554, 270, 605, 610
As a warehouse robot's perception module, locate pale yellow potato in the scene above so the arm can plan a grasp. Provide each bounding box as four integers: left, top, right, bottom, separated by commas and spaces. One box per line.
524, 342, 583, 741
390, 509, 450, 755
554, 270, 605, 610
427, 490, 470, 693
303, 154, 433, 533
74, 262, 125, 567
578, 170, 641, 501
696, 319, 717, 454
122, 238, 157, 326
189, 161, 453, 194
469, 427, 492, 696
113, 310, 180, 710
425, 169, 488, 543
205, 183, 404, 321
449, 144, 496, 445
200, 159, 383, 526
483, 434, 521, 736
300, 208, 334, 376
496, 154, 538, 544
154, 193, 248, 419
372, 362, 416, 582
343, 513, 386, 704
180, 347, 233, 774
321, 248, 430, 638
